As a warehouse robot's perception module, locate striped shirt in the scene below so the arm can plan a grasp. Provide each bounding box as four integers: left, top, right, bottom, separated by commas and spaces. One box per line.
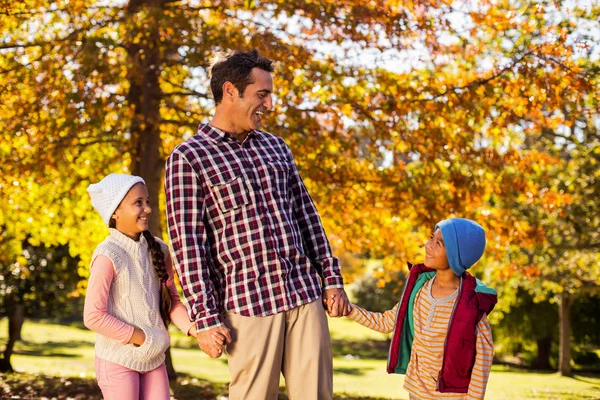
349, 277, 494, 399
165, 124, 343, 332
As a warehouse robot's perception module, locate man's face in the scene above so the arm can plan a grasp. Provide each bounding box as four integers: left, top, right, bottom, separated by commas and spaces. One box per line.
230, 68, 273, 133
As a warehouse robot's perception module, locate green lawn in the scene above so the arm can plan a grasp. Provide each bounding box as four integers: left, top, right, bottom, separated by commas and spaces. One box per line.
1, 318, 599, 399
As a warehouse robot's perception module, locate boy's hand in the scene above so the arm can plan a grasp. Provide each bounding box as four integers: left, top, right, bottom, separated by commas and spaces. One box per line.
322, 288, 351, 317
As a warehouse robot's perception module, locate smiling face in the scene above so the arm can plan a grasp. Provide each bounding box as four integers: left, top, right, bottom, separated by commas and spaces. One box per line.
228, 67, 273, 133
424, 228, 450, 271
112, 182, 151, 241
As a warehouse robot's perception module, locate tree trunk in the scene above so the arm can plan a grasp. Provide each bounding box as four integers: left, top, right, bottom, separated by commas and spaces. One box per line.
9, 303, 25, 342
0, 303, 25, 372
558, 292, 573, 377
532, 335, 552, 370
126, 0, 175, 378
126, 0, 165, 237
165, 346, 177, 379
0, 337, 15, 372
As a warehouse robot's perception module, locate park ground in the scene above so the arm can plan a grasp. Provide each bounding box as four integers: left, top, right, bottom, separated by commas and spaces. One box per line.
1, 318, 599, 399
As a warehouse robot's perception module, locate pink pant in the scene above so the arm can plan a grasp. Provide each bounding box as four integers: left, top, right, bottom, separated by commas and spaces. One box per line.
95, 357, 170, 400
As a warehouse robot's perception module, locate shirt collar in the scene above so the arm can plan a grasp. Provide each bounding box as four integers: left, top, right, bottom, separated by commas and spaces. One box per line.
197, 123, 257, 143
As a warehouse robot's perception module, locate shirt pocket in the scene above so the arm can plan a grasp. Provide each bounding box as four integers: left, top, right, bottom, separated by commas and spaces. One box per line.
208, 169, 250, 212
265, 159, 291, 195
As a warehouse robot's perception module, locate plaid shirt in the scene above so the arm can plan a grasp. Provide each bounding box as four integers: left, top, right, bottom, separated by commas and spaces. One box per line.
165, 123, 343, 332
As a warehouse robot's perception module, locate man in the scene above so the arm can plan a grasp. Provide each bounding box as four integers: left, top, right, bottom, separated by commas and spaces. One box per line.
165, 49, 350, 400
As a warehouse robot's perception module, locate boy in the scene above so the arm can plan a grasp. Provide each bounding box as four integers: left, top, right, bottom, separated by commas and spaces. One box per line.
346, 218, 497, 399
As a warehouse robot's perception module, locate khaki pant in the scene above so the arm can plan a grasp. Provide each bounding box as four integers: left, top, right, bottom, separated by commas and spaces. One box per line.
224, 299, 333, 400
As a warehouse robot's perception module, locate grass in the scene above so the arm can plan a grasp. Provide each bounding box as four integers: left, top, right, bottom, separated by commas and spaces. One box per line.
484, 365, 600, 400
1, 318, 599, 399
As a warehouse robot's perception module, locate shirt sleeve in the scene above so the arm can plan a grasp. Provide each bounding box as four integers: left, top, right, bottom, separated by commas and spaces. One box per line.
467, 314, 494, 399
347, 302, 399, 334
165, 250, 195, 336
284, 143, 343, 289
165, 149, 222, 332
83, 255, 135, 344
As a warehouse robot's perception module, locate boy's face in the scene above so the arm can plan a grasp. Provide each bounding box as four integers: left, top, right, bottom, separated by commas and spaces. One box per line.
424, 229, 450, 271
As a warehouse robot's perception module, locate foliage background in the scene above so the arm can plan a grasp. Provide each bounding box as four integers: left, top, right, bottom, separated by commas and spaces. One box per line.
1, 0, 599, 377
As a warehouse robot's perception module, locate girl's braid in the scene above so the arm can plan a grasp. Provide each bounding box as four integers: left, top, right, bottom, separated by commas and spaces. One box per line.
142, 230, 172, 327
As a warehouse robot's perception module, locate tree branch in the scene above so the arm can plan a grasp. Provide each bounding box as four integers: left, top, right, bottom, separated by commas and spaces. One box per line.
162, 90, 210, 99
160, 119, 198, 129
0, 54, 44, 75
162, 99, 205, 120
0, 5, 118, 17
560, 242, 600, 251
416, 48, 538, 102
540, 127, 579, 145
164, 4, 227, 12
74, 138, 123, 148
0, 15, 124, 50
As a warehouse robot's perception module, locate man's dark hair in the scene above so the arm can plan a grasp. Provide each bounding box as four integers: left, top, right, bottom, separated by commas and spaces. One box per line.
209, 49, 274, 105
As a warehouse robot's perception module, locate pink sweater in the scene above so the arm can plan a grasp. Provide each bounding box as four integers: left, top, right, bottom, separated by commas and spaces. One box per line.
84, 251, 194, 344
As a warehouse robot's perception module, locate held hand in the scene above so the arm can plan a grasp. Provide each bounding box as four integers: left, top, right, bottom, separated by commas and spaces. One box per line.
196, 325, 232, 358
323, 288, 351, 317
330, 295, 352, 316
211, 332, 228, 346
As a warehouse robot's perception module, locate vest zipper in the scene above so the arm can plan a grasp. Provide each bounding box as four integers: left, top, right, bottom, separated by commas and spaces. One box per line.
436, 276, 463, 391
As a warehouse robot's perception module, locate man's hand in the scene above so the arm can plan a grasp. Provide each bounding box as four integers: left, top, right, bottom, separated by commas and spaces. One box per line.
195, 325, 232, 358
322, 288, 351, 317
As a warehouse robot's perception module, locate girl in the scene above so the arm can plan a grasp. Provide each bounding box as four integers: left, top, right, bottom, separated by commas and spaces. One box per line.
84, 173, 214, 399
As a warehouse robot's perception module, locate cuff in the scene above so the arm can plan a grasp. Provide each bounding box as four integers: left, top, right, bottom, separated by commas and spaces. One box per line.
322, 275, 344, 289
195, 313, 223, 333
347, 304, 360, 320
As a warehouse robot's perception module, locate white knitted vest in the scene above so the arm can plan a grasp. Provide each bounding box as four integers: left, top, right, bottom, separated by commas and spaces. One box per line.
91, 228, 170, 372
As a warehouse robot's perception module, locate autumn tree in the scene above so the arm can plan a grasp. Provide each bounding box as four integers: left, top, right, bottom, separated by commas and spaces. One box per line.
0, 0, 458, 375
0, 239, 81, 372
492, 288, 558, 370
1, 0, 598, 377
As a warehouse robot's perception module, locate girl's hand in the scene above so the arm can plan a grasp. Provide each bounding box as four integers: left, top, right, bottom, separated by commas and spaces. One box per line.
197, 326, 231, 358
211, 332, 227, 346
129, 328, 146, 347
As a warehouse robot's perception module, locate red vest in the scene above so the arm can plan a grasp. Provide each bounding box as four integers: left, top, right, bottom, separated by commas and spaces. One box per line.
387, 263, 497, 393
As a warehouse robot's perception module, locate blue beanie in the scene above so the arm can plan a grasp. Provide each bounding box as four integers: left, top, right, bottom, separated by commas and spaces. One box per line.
435, 218, 486, 277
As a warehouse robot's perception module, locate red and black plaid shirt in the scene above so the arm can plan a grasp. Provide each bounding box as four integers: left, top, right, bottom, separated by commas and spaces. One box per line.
165, 124, 343, 332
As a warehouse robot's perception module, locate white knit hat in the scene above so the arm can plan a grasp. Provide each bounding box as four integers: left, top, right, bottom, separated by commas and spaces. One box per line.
87, 174, 146, 225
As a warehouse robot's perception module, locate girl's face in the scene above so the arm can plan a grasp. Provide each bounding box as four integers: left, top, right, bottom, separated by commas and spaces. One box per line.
424, 229, 450, 270
112, 183, 151, 241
